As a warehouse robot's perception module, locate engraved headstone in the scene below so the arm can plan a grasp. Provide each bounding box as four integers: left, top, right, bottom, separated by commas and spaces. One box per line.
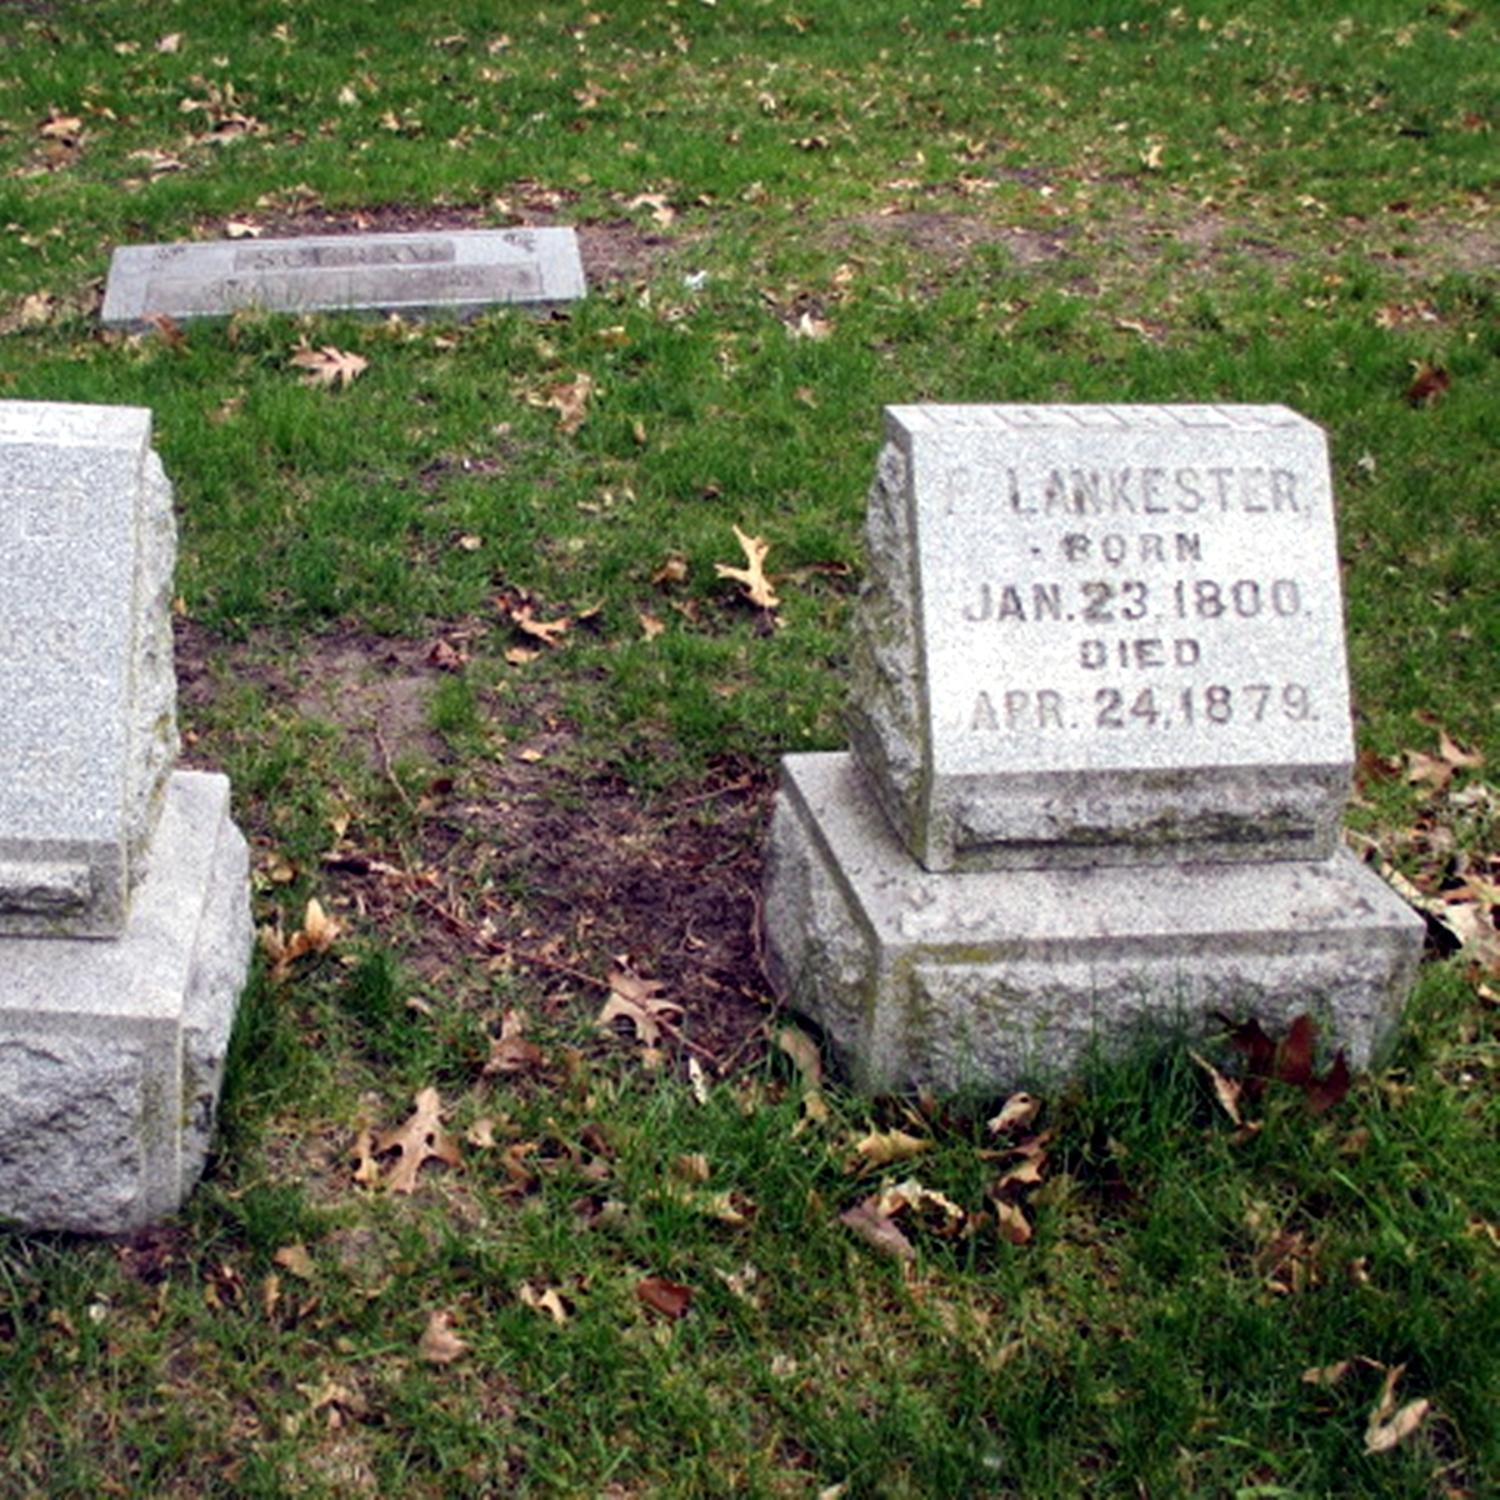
764, 404, 1423, 1094
0, 401, 252, 1232
849, 405, 1353, 871
102, 227, 585, 328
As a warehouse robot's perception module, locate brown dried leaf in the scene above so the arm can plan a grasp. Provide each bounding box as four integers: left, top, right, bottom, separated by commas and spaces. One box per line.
714, 524, 779, 610
418, 1309, 469, 1364
651, 553, 689, 586
598, 970, 683, 1046
1190, 1050, 1243, 1125
290, 343, 368, 389
839, 1197, 915, 1261
540, 371, 593, 434
1364, 1364, 1431, 1454
1302, 1360, 1354, 1388
505, 601, 570, 648
636, 1276, 693, 1319
987, 1091, 1042, 1135
852, 1128, 931, 1169
373, 1087, 461, 1193
994, 1198, 1033, 1245
777, 1025, 830, 1124
638, 611, 666, 641
1405, 360, 1451, 407
517, 1282, 570, 1323
272, 1244, 315, 1281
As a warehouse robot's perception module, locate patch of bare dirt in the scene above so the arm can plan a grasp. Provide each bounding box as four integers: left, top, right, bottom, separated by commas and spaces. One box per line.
175, 620, 776, 1073
176, 618, 456, 767
348, 722, 777, 1070
839, 211, 1072, 266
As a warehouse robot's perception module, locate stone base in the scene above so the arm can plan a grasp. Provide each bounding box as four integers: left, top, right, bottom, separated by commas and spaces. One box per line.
764, 753, 1423, 1095
0, 772, 252, 1234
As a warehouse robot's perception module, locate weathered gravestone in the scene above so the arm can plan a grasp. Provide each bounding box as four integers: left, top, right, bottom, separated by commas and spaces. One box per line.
0, 401, 252, 1233
102, 227, 585, 328
764, 404, 1424, 1093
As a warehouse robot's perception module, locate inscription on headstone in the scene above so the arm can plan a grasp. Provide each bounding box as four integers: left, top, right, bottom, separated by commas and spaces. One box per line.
102, 227, 584, 328
849, 404, 1354, 870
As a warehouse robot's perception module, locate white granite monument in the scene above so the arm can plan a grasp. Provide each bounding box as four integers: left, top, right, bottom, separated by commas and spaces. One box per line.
764, 404, 1423, 1093
0, 401, 252, 1232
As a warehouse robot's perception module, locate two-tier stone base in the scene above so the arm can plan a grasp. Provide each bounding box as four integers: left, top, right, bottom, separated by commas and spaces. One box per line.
765, 754, 1423, 1094
0, 773, 251, 1234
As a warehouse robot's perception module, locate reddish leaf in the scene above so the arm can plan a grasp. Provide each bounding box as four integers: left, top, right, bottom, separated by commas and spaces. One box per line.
1275, 1015, 1317, 1087
1305, 1052, 1352, 1115
636, 1277, 693, 1319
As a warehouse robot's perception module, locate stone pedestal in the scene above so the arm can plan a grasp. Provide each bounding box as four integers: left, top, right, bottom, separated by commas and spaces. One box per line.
0, 400, 252, 1231
0, 774, 250, 1233
765, 404, 1423, 1092
767, 754, 1419, 1093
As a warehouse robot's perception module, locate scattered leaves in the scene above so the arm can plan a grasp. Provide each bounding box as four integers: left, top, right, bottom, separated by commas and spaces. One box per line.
537, 371, 593, 434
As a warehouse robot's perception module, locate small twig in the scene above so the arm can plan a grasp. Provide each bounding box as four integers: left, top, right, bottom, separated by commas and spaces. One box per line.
372, 723, 415, 812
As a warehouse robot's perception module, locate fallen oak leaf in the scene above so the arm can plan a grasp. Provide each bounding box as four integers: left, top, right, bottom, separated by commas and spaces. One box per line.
272, 1244, 315, 1280
373, 1087, 461, 1193
598, 969, 683, 1046
517, 1282, 571, 1323
714, 524, 779, 610
537, 371, 593, 434
777, 1025, 830, 1125
1405, 360, 1450, 407
290, 343, 368, 389
1190, 1049, 1243, 1125
993, 1197, 1033, 1246
500, 599, 570, 648
418, 1309, 469, 1364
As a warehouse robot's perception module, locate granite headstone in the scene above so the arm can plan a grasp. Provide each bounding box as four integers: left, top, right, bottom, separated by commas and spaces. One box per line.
0, 401, 252, 1233
765, 404, 1424, 1093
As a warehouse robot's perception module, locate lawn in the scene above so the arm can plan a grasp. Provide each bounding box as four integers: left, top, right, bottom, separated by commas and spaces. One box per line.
0, 1, 1496, 1495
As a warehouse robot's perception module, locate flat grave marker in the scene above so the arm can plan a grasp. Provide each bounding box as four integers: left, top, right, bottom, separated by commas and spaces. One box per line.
102, 227, 585, 327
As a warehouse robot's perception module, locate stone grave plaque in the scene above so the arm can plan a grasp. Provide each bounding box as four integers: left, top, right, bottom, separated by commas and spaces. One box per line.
0, 401, 177, 937
848, 404, 1355, 871
102, 227, 586, 327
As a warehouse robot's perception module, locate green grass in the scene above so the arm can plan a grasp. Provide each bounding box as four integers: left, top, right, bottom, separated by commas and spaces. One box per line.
1, 1, 1497, 1494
